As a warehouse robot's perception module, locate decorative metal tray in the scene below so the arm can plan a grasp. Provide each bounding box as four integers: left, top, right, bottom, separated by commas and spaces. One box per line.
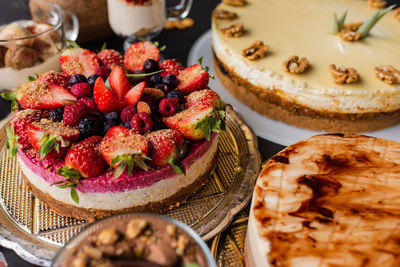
0, 106, 260, 266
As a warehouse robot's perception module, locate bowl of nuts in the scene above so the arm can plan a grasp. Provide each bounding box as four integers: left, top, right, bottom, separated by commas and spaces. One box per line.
51, 213, 216, 267
0, 0, 79, 90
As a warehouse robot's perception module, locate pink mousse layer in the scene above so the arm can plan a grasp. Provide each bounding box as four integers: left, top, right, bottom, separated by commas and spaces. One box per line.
18, 133, 217, 194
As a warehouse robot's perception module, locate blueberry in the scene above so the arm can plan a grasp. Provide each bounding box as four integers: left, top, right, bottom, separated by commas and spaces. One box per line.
154, 84, 169, 93
143, 59, 159, 73
78, 117, 101, 138
121, 121, 131, 129
149, 74, 163, 86
69, 74, 87, 86
87, 75, 100, 89
48, 108, 64, 122
102, 120, 119, 136
104, 112, 119, 121
166, 90, 184, 104
162, 74, 178, 90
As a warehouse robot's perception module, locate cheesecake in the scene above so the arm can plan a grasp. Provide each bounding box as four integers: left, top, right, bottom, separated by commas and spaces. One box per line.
246, 134, 400, 266
212, 0, 400, 132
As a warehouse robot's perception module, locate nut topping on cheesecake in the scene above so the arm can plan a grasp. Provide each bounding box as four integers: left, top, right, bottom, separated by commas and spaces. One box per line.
242, 41, 269, 60
374, 65, 400, 84
328, 64, 360, 84
338, 23, 363, 41
282, 56, 309, 74
222, 0, 247, 7
368, 0, 386, 9
220, 23, 245, 37
394, 8, 400, 21
212, 9, 238, 20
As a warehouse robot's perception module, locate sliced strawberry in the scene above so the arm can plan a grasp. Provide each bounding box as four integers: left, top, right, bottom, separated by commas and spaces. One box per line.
159, 59, 184, 77
100, 126, 150, 178
124, 82, 145, 106
146, 129, 185, 174
185, 89, 223, 109
6, 109, 47, 156
93, 77, 124, 114
15, 81, 76, 110
27, 119, 80, 160
124, 41, 160, 72
59, 136, 106, 178
97, 49, 124, 68
109, 65, 130, 101
60, 47, 100, 77
38, 71, 70, 89
177, 64, 209, 95
162, 106, 224, 141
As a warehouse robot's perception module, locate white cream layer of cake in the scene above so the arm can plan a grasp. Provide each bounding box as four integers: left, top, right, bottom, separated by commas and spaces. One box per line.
212, 0, 400, 114
18, 134, 219, 210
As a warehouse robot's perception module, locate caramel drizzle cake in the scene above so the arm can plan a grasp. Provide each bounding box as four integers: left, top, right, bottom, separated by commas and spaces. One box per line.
246, 134, 400, 266
212, 0, 400, 132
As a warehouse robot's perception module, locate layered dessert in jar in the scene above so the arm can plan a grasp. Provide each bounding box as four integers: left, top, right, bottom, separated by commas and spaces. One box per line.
212, 0, 400, 132
3, 41, 224, 221
246, 134, 400, 266
0, 21, 62, 89
107, 0, 166, 37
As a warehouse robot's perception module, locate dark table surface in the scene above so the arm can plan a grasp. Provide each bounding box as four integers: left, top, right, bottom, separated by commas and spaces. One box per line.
1, 0, 399, 266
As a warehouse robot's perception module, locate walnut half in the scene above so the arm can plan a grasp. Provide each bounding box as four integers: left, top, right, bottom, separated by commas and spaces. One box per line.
220, 23, 244, 37
282, 56, 309, 74
222, 0, 247, 7
374, 65, 400, 84
242, 40, 269, 60
394, 8, 400, 22
212, 9, 238, 20
338, 22, 363, 42
328, 64, 360, 84
368, 0, 386, 9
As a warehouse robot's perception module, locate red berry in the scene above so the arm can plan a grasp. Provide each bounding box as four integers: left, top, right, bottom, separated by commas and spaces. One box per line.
97, 49, 124, 69
94, 66, 111, 81
177, 64, 209, 95
130, 112, 153, 134
60, 48, 100, 77
63, 103, 89, 126
140, 94, 158, 110
78, 97, 98, 113
71, 83, 92, 98
159, 59, 184, 77
120, 106, 138, 122
159, 98, 177, 117
124, 41, 160, 72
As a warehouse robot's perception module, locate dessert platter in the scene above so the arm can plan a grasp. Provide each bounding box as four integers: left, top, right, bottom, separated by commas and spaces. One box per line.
0, 40, 260, 265
189, 0, 400, 145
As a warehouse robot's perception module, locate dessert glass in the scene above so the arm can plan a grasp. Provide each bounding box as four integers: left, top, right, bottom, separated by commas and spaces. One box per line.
0, 0, 79, 90
51, 212, 217, 267
107, 0, 193, 50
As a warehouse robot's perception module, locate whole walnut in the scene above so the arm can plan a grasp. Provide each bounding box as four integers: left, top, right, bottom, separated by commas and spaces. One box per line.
0, 46, 7, 68
5, 46, 38, 70
0, 23, 34, 48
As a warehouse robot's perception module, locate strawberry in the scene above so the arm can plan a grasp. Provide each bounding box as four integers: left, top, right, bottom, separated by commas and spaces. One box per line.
38, 71, 70, 89
185, 89, 223, 109
6, 109, 47, 156
13, 81, 76, 110
177, 64, 209, 95
27, 119, 80, 160
100, 126, 150, 178
159, 59, 184, 77
124, 41, 160, 72
124, 82, 145, 106
162, 105, 225, 141
109, 65, 130, 101
97, 49, 124, 69
60, 47, 100, 77
58, 136, 106, 178
93, 77, 124, 114
146, 129, 185, 174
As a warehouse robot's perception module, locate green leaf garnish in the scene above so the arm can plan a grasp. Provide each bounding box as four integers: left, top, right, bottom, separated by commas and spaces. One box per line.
52, 167, 83, 204
57, 166, 81, 180
357, 5, 396, 38
5, 125, 19, 158
126, 70, 162, 78
198, 56, 214, 79
70, 188, 79, 204
111, 154, 151, 179
183, 264, 200, 267
38, 135, 62, 160
66, 39, 80, 48
101, 42, 107, 51
168, 156, 186, 175
332, 9, 348, 34
159, 45, 167, 52
1, 90, 16, 101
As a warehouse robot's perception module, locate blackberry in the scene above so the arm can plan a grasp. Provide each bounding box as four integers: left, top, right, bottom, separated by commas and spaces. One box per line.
166, 90, 184, 104
87, 74, 100, 89
162, 74, 179, 90
69, 74, 87, 86
121, 121, 131, 129
154, 83, 169, 93
104, 112, 119, 121
102, 120, 119, 136
149, 74, 163, 86
143, 59, 159, 73
78, 117, 101, 138
48, 108, 64, 122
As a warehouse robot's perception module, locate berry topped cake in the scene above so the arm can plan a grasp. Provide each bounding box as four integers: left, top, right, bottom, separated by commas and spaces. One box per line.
3, 41, 224, 221
212, 0, 400, 132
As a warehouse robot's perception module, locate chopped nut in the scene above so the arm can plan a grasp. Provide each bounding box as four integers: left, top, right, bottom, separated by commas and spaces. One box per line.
342, 22, 363, 32
368, 0, 386, 9
328, 64, 360, 84
133, 243, 145, 257
137, 101, 151, 114
181, 18, 195, 28
242, 40, 269, 60
164, 20, 175, 30
220, 23, 244, 37
394, 8, 400, 21
126, 219, 148, 239
282, 56, 309, 74
166, 224, 176, 237
83, 245, 103, 260
212, 9, 238, 20
144, 87, 165, 99
5, 46, 38, 70
338, 29, 362, 42
222, 0, 247, 6
164, 18, 194, 30
176, 234, 189, 256
97, 228, 119, 246
374, 65, 400, 84
148, 243, 178, 266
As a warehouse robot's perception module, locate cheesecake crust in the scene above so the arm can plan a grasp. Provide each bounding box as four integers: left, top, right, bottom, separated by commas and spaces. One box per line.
213, 52, 400, 132
23, 151, 218, 222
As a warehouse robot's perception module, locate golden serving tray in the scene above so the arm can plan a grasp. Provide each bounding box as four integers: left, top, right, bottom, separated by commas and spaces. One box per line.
0, 106, 260, 266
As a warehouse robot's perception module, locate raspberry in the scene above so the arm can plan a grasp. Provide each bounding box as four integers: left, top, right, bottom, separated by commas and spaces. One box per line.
97, 49, 124, 68
131, 112, 153, 134
159, 98, 177, 117
120, 106, 138, 122
71, 83, 92, 98
78, 97, 98, 113
94, 66, 111, 81
63, 103, 89, 126
159, 59, 184, 77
